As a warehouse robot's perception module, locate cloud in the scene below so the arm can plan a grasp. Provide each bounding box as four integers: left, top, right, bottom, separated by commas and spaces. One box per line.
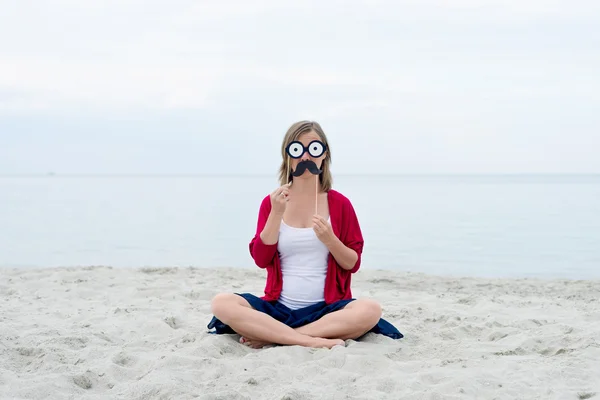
0, 0, 599, 175
1, 0, 598, 114
0, 59, 224, 112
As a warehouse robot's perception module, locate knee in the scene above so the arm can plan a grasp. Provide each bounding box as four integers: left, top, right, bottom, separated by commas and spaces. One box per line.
356, 298, 382, 327
210, 293, 238, 319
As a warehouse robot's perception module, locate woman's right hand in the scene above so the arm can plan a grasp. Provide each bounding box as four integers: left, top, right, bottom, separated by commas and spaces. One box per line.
270, 183, 291, 216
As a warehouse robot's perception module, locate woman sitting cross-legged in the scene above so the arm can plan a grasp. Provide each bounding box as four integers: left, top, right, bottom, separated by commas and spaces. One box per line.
207, 120, 403, 349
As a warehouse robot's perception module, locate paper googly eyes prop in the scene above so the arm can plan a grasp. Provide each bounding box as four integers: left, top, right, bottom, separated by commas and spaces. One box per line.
286, 142, 304, 159
286, 140, 327, 159
307, 141, 326, 158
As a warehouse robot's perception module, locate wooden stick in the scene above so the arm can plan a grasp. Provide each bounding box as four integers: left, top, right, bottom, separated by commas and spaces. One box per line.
315, 174, 318, 215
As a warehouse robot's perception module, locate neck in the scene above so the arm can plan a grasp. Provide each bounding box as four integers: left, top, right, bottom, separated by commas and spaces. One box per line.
290, 175, 321, 196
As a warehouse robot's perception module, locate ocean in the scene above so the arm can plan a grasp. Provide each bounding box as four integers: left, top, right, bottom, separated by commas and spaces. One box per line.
1, 174, 599, 279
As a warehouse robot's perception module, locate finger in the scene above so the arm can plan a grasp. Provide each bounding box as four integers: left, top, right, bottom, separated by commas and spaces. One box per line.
312, 216, 325, 227
274, 188, 286, 198
313, 214, 326, 223
313, 218, 321, 228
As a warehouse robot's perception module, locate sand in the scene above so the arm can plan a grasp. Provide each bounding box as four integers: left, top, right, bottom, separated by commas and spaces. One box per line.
1, 265, 599, 400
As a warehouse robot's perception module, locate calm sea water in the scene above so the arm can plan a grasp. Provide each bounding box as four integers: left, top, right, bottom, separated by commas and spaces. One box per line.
1, 175, 599, 279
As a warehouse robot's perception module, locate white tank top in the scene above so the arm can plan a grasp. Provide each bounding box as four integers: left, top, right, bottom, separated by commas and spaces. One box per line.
277, 219, 330, 310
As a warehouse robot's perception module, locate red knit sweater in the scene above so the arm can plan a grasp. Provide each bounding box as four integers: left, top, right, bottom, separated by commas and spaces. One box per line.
248, 189, 364, 304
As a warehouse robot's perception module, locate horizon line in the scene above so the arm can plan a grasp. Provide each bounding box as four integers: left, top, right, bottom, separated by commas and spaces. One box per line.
1, 172, 600, 178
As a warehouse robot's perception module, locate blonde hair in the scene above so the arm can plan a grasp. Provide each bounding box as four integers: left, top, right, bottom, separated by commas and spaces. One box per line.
278, 120, 333, 191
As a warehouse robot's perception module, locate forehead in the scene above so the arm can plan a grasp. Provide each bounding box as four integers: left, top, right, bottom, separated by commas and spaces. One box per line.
295, 130, 321, 144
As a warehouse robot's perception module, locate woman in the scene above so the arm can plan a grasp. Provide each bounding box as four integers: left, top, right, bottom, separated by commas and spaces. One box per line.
208, 121, 403, 349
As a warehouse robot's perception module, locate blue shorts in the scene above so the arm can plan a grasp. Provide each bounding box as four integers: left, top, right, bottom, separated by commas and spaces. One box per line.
207, 293, 403, 340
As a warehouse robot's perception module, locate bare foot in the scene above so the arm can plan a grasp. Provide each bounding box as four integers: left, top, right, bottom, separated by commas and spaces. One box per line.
307, 337, 345, 349
240, 336, 271, 349
240, 336, 344, 349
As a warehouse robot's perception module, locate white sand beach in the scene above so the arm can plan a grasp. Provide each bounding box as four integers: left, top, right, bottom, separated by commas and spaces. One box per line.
1, 265, 599, 399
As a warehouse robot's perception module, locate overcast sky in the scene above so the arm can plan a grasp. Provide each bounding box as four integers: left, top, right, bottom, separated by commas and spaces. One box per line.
1, 0, 599, 175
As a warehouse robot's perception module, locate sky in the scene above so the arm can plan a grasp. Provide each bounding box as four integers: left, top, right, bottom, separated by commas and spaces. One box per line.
1, 0, 599, 175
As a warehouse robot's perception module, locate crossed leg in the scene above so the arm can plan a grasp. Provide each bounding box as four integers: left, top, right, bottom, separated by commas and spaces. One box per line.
210, 293, 382, 349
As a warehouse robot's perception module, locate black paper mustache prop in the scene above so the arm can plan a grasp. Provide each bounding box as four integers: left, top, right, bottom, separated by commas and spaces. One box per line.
291, 160, 322, 176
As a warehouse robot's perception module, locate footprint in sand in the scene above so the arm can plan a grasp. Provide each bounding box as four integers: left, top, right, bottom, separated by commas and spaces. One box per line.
16, 347, 44, 357
73, 374, 93, 389
112, 352, 135, 367
164, 316, 179, 329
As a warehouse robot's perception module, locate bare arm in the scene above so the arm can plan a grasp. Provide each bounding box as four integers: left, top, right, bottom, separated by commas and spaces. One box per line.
259, 210, 284, 245
324, 236, 358, 271
313, 213, 361, 271
259, 183, 291, 244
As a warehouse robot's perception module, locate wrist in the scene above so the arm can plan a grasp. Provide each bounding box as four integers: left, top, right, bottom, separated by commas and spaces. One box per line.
323, 234, 338, 248
271, 210, 284, 218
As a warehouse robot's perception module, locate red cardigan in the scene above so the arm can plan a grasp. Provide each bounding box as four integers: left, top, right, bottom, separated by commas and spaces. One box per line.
248, 189, 364, 304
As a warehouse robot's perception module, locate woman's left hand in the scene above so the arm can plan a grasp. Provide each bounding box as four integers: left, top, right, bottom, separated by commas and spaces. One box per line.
312, 215, 336, 246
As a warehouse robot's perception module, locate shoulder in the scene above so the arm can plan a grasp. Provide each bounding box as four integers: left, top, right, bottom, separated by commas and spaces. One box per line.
327, 189, 352, 206
328, 190, 362, 237
258, 194, 272, 213
327, 189, 357, 213
261, 194, 271, 206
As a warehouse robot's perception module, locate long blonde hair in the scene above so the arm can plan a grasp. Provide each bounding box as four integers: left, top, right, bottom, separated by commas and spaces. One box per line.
278, 120, 333, 191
